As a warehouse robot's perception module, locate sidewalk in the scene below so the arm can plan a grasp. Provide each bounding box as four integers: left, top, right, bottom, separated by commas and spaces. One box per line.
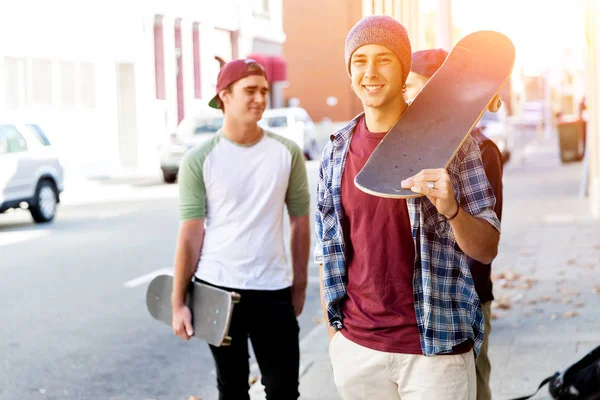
252, 133, 600, 400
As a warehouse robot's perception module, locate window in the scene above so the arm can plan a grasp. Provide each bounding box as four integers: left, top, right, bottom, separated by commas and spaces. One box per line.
59, 61, 77, 107
31, 59, 53, 106
4, 57, 28, 110
192, 22, 202, 99
264, 116, 288, 128
154, 15, 166, 100
0, 125, 28, 154
26, 124, 51, 146
80, 63, 96, 108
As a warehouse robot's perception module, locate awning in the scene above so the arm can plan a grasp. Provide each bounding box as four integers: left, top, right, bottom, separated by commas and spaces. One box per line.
247, 54, 287, 83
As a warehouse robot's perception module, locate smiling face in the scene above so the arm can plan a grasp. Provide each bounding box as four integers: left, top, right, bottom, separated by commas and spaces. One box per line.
350, 44, 405, 110
219, 75, 269, 123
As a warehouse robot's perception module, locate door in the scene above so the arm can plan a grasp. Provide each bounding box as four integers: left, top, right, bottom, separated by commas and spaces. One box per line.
0, 124, 34, 203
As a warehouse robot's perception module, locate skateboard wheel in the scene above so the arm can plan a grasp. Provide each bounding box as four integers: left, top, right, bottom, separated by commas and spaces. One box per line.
488, 95, 502, 112
231, 292, 241, 304
222, 336, 232, 346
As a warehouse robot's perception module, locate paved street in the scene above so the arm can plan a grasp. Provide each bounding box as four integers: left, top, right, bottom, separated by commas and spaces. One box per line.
2, 133, 599, 400
0, 162, 324, 400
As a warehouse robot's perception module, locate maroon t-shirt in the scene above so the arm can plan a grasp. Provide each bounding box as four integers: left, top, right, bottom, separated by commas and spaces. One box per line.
340, 117, 422, 354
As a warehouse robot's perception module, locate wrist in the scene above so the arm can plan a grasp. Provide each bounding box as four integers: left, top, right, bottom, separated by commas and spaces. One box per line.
445, 201, 460, 221
171, 295, 187, 309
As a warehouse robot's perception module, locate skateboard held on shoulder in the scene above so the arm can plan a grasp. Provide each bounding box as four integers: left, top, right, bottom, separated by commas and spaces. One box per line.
354, 30, 516, 198
146, 275, 240, 347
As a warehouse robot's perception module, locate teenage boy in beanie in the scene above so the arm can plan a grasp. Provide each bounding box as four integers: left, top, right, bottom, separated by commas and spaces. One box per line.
172, 58, 310, 400
315, 16, 501, 400
407, 48, 504, 400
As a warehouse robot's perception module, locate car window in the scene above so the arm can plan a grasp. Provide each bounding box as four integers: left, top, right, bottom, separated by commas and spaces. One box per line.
193, 117, 223, 135
264, 116, 288, 128
177, 117, 223, 136
26, 124, 52, 146
0, 125, 28, 153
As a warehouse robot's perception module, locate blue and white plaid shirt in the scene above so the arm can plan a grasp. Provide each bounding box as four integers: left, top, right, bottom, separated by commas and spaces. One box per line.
314, 114, 501, 357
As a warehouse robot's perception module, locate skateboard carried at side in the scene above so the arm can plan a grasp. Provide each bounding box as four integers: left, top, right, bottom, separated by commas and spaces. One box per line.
354, 30, 515, 198
146, 275, 240, 347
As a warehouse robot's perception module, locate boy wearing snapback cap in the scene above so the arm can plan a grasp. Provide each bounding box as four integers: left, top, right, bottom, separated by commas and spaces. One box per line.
171, 58, 310, 400
314, 16, 501, 399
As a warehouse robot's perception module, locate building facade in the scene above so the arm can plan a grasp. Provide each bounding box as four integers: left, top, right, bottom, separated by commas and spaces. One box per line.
0, 0, 287, 177
282, 0, 424, 124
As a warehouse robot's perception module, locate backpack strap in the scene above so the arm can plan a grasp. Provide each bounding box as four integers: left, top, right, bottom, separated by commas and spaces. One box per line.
508, 373, 558, 400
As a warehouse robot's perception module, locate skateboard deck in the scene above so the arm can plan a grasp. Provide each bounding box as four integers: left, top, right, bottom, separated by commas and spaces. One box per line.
146, 275, 240, 347
354, 30, 515, 198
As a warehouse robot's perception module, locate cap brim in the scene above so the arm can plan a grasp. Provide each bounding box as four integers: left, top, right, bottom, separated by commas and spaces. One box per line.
208, 94, 220, 109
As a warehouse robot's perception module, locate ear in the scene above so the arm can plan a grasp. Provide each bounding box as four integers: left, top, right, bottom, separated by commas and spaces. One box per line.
218, 90, 228, 104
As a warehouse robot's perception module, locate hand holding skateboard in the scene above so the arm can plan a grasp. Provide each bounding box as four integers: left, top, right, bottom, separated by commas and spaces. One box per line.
401, 168, 459, 218
172, 304, 194, 341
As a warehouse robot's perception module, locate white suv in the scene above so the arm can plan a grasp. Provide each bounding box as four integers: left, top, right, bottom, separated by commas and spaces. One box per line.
259, 107, 320, 160
0, 123, 64, 223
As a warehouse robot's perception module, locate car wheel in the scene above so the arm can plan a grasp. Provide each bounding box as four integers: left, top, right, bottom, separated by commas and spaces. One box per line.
30, 180, 58, 223
163, 171, 177, 184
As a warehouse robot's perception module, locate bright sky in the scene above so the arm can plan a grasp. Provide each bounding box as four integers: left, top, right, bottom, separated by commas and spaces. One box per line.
422, 0, 587, 76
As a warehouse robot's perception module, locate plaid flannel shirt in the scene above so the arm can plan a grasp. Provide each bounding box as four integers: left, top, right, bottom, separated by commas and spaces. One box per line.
314, 114, 501, 357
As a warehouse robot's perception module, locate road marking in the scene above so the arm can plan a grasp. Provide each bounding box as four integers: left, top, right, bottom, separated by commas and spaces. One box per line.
123, 268, 172, 288
0, 229, 49, 247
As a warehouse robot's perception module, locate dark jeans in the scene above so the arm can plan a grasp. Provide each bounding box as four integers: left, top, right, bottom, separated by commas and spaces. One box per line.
200, 280, 300, 400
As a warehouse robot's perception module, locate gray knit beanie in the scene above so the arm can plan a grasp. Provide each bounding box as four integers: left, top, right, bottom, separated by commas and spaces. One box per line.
345, 15, 412, 83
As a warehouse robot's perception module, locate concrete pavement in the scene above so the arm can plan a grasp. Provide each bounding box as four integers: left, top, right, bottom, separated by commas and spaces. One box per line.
251, 132, 600, 400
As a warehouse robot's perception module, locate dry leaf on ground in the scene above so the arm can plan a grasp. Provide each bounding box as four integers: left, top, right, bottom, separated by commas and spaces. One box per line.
540, 296, 552, 302
187, 396, 201, 400
593, 286, 600, 294
574, 302, 585, 308
492, 300, 511, 310
562, 311, 579, 318
560, 298, 572, 304
567, 259, 578, 265
249, 376, 259, 385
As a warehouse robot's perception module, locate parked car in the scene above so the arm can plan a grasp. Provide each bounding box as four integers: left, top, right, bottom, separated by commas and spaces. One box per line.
0, 123, 64, 223
159, 110, 223, 183
477, 107, 512, 164
259, 107, 320, 160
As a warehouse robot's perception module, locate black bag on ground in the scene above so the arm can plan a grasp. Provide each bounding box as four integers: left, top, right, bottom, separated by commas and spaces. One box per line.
511, 345, 600, 400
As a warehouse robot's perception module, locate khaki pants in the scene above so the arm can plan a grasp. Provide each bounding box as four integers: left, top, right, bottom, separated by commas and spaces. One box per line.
476, 301, 492, 400
329, 332, 476, 400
